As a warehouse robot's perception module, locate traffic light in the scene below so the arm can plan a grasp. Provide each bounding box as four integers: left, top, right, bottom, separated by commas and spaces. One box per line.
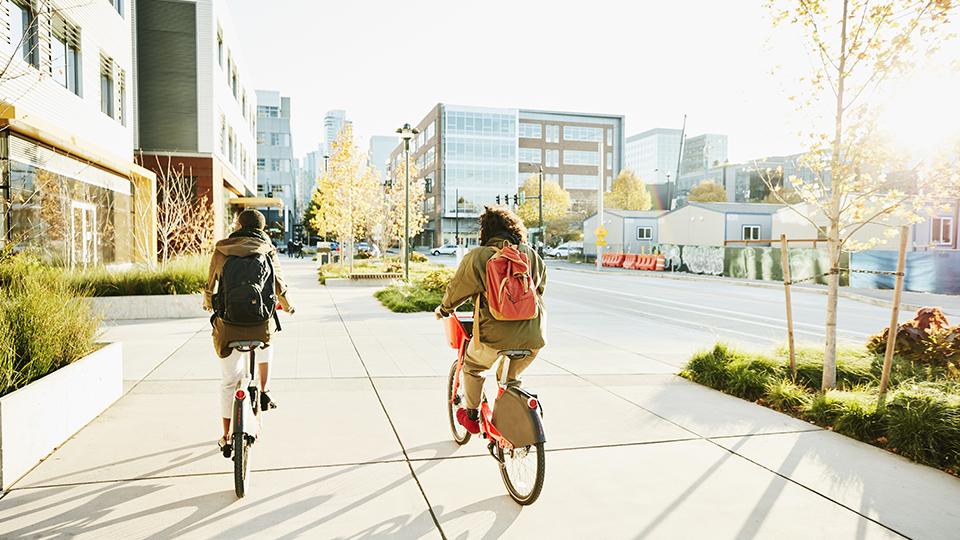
495, 195, 501, 204
518, 191, 526, 205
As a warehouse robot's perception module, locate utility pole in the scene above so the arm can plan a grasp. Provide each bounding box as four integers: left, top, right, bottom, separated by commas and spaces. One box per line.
595, 140, 605, 271
672, 114, 686, 211
396, 124, 419, 281
538, 165, 544, 256
455, 188, 459, 245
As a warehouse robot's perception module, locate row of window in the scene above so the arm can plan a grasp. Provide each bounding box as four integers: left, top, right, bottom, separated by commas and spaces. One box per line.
519, 123, 614, 145
519, 148, 614, 169
257, 132, 291, 147
256, 158, 292, 173
217, 23, 255, 133
220, 114, 255, 180
444, 111, 515, 137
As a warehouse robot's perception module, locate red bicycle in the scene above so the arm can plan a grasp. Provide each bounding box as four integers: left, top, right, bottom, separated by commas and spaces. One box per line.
444, 312, 546, 505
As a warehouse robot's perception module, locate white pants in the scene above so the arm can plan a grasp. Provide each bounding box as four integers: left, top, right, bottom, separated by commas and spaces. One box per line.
219, 347, 272, 418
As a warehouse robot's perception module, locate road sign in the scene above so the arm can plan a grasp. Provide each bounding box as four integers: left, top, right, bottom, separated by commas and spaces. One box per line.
596, 240, 607, 247
594, 225, 608, 239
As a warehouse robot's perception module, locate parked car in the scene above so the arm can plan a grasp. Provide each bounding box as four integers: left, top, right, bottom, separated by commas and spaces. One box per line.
316, 241, 340, 252
545, 241, 583, 258
431, 244, 461, 256
355, 242, 381, 257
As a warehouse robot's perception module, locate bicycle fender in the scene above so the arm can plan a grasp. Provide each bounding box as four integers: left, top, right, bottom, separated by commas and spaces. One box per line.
492, 386, 546, 447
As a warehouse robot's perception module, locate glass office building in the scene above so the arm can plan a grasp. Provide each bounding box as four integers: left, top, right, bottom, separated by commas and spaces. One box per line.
624, 128, 683, 185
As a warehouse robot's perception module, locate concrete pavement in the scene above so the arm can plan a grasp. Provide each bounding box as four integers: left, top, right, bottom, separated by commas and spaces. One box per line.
1, 259, 959, 538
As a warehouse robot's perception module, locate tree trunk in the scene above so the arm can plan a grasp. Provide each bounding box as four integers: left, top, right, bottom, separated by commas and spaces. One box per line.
823, 223, 841, 390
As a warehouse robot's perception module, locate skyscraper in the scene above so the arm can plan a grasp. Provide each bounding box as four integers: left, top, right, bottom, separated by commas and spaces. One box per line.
323, 109, 347, 156
367, 135, 398, 181
624, 128, 683, 185
255, 90, 296, 240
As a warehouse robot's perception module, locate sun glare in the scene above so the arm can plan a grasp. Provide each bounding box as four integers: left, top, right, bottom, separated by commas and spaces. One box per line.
877, 67, 960, 162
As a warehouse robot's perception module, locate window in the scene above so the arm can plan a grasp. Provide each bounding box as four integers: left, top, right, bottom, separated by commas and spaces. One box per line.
563, 150, 599, 166
280, 159, 290, 172
270, 159, 280, 172
271, 133, 282, 146
227, 127, 235, 164
117, 69, 126, 125
51, 15, 81, 95
519, 123, 542, 139
637, 227, 653, 240
606, 151, 613, 170
219, 115, 226, 153
545, 173, 559, 183
545, 124, 559, 143
519, 147, 541, 164
257, 183, 266, 192
932, 217, 954, 245
742, 225, 761, 241
257, 158, 265, 171
606, 128, 613, 145
113, 0, 124, 16
545, 149, 559, 168
257, 105, 280, 118
562, 126, 602, 142
217, 26, 224, 67
425, 177, 433, 193
256, 131, 265, 144
425, 121, 435, 140
563, 174, 599, 189
99, 54, 114, 118
10, 0, 38, 67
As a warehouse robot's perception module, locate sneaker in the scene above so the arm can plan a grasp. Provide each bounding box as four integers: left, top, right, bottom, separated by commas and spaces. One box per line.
218, 436, 233, 459
456, 408, 481, 434
260, 391, 277, 411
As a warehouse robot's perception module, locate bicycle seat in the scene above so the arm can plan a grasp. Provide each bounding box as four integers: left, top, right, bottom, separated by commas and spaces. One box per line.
229, 340, 265, 351
499, 349, 532, 360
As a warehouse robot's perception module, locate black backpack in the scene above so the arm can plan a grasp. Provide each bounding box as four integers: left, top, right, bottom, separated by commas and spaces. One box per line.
216, 253, 278, 326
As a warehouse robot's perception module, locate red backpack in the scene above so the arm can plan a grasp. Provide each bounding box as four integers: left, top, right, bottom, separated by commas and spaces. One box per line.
485, 244, 539, 321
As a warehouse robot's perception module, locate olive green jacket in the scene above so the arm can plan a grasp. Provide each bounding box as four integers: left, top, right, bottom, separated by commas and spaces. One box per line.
439, 237, 546, 350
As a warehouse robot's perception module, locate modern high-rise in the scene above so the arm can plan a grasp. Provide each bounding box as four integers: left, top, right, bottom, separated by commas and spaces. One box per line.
323, 109, 346, 155
134, 0, 257, 239
679, 134, 729, 176
624, 128, 683, 184
299, 147, 323, 210
367, 135, 398, 181
389, 103, 624, 247
0, 0, 156, 266
255, 90, 295, 240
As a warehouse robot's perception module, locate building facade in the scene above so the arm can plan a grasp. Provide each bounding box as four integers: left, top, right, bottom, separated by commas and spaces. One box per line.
0, 0, 156, 267
367, 135, 397, 182
323, 109, 346, 156
134, 0, 257, 239
624, 128, 683, 185
255, 90, 295, 240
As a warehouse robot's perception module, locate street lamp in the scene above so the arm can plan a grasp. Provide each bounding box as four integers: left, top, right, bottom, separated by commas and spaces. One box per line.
396, 123, 420, 281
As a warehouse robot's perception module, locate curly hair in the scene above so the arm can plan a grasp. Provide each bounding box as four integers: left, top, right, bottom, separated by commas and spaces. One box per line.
479, 205, 528, 245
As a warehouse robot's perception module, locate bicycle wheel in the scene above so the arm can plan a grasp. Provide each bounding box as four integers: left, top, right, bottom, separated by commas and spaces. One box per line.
447, 359, 471, 445
498, 442, 545, 505
232, 398, 250, 498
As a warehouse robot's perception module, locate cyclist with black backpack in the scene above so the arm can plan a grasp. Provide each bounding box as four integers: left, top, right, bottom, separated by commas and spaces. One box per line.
203, 209, 294, 455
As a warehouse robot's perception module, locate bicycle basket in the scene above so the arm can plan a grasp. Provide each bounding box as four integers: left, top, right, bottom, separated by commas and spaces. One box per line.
443, 314, 473, 349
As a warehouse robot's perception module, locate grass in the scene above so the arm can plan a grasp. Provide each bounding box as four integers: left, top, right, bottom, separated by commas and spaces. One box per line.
681, 342, 960, 475
318, 257, 443, 285
373, 267, 474, 313
64, 255, 209, 296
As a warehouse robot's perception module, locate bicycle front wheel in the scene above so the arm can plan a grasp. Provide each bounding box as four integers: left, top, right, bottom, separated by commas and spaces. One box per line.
232, 398, 250, 498
498, 442, 545, 505
447, 359, 471, 445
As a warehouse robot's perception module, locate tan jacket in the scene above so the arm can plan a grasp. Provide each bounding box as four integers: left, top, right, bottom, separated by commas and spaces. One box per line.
204, 235, 292, 358
440, 237, 546, 351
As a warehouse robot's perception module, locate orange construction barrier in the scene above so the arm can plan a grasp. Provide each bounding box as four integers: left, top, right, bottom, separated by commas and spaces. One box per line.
614, 253, 626, 267
622, 254, 638, 270
655, 255, 665, 271
639, 255, 653, 271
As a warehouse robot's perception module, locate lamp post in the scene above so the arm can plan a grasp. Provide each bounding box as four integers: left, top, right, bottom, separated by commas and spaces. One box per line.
538, 165, 544, 257
396, 123, 420, 281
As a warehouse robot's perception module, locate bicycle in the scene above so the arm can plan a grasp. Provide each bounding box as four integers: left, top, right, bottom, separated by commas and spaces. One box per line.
227, 339, 264, 498
443, 311, 546, 505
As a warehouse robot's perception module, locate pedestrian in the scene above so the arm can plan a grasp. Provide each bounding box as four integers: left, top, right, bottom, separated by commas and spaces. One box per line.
434, 205, 546, 434
203, 209, 295, 457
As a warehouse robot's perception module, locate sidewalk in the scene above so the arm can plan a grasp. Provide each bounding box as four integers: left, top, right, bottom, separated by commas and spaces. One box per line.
548, 259, 960, 315
1, 259, 958, 538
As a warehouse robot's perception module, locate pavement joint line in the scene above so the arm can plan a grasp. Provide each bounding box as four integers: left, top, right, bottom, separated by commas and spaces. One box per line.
325, 287, 448, 540
541, 358, 907, 538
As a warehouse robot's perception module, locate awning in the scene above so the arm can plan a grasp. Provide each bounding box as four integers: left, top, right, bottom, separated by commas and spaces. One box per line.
228, 197, 284, 209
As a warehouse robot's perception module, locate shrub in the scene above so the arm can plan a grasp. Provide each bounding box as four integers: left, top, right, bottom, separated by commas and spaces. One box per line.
354, 251, 372, 260
885, 384, 960, 468
788, 346, 876, 390
680, 343, 741, 389
725, 355, 782, 401
420, 268, 455, 293
374, 284, 443, 313
0, 267, 100, 397
804, 389, 875, 427
763, 378, 812, 412
867, 307, 959, 368
410, 251, 428, 263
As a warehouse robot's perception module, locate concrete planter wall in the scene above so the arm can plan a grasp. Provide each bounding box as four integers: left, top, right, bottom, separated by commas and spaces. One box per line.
0, 342, 122, 490
87, 293, 205, 320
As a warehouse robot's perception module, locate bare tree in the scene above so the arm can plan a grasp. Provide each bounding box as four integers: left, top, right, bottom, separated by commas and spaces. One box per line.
152, 156, 214, 264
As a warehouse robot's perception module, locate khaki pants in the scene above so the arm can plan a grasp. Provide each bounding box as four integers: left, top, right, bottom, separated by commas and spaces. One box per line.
462, 338, 538, 409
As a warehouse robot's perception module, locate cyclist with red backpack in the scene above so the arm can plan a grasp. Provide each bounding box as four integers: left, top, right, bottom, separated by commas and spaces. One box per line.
203, 209, 294, 456
435, 206, 546, 435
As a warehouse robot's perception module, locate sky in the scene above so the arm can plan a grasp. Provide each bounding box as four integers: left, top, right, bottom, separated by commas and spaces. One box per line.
230, 0, 960, 164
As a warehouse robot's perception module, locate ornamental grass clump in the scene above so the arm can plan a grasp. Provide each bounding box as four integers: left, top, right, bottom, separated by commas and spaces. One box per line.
763, 378, 812, 413
787, 346, 876, 390
64, 255, 208, 296
725, 355, 782, 401
680, 343, 740, 390
885, 384, 960, 468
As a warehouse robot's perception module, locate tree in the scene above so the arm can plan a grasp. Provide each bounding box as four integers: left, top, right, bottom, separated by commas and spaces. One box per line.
381, 158, 427, 252
151, 156, 214, 264
688, 180, 728, 203
517, 174, 572, 243
607, 170, 652, 211
308, 124, 380, 267
765, 0, 959, 389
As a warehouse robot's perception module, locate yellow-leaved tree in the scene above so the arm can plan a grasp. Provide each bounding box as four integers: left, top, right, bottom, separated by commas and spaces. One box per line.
382, 158, 428, 254
765, 0, 960, 389
688, 180, 728, 203
308, 124, 380, 269
607, 170, 652, 210
517, 174, 572, 245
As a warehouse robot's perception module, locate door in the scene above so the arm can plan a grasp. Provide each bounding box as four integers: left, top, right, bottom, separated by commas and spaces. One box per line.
71, 201, 97, 268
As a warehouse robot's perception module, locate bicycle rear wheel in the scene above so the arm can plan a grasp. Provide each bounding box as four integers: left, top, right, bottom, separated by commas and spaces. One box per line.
498, 442, 545, 505
447, 359, 471, 445
232, 398, 250, 498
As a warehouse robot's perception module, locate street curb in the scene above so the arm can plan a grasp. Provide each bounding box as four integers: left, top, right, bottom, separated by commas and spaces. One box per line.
550, 264, 937, 312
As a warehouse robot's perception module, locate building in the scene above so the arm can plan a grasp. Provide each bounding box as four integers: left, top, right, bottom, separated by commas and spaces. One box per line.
583, 210, 668, 255
658, 202, 783, 247
517, 109, 624, 215
0, 0, 156, 267
624, 128, 683, 185
255, 90, 296, 240
390, 103, 625, 248
679, 134, 728, 176
323, 109, 346, 155
299, 147, 323, 211
367, 135, 398, 181
134, 0, 257, 240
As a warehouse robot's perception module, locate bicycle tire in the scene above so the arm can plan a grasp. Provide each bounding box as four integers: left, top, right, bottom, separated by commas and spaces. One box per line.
233, 398, 248, 498
498, 442, 545, 505
447, 359, 471, 445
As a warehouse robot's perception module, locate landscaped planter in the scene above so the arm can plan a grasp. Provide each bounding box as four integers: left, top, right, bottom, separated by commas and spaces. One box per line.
87, 293, 205, 320
0, 342, 123, 490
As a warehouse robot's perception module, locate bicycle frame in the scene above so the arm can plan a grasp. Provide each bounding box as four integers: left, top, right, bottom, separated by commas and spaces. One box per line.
234, 347, 260, 436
